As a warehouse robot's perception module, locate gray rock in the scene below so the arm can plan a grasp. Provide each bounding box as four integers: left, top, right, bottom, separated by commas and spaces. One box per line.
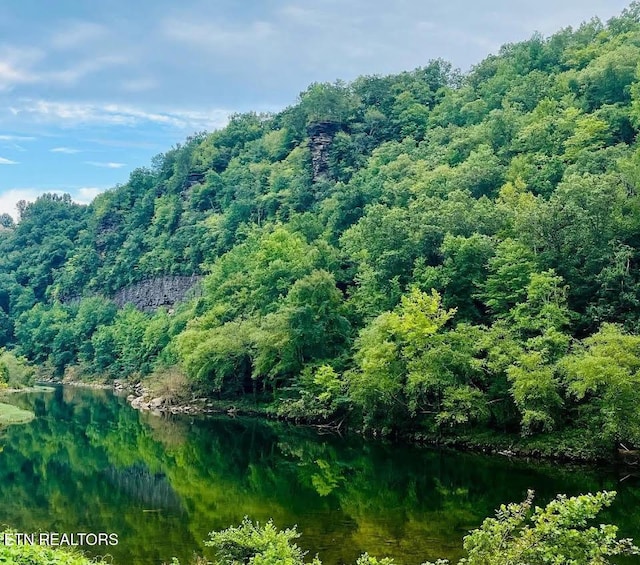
112, 275, 203, 313
307, 122, 340, 182
149, 397, 165, 409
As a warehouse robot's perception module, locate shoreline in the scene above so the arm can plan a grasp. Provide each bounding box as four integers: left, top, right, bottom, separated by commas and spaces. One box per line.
51, 376, 635, 467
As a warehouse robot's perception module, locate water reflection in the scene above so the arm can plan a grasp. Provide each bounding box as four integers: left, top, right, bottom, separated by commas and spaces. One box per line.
0, 387, 638, 565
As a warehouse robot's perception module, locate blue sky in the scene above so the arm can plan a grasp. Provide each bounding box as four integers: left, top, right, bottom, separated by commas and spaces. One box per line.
0, 0, 633, 219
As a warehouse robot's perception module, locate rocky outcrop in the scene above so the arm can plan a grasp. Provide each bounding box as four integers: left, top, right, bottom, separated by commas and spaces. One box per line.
184, 172, 205, 189
307, 122, 340, 182
95, 211, 122, 251
112, 275, 202, 313
60, 275, 202, 312
125, 381, 221, 416
181, 172, 205, 198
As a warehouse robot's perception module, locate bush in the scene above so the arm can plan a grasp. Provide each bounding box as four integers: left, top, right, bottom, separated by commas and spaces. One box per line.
0, 349, 35, 388
205, 518, 317, 565
202, 491, 638, 565
449, 490, 638, 565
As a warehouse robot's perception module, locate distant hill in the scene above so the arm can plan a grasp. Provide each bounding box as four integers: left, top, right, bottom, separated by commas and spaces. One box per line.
3, 3, 640, 452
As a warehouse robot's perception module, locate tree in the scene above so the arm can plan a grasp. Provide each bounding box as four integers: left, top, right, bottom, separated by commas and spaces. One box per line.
478, 239, 537, 319
507, 351, 562, 434
177, 318, 256, 395
298, 81, 357, 125
73, 297, 117, 365
418, 233, 495, 322
560, 323, 640, 446
253, 270, 351, 387
349, 288, 455, 429
205, 518, 317, 565
0, 213, 14, 229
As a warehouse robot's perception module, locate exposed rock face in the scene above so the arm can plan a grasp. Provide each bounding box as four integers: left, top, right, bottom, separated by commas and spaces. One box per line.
184, 171, 205, 189
307, 122, 340, 182
181, 171, 205, 198
112, 275, 202, 313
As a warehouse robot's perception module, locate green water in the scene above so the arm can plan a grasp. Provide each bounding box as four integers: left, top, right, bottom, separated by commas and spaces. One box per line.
0, 387, 639, 565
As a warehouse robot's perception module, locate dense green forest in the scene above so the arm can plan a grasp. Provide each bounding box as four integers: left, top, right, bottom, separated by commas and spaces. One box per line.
3, 4, 640, 455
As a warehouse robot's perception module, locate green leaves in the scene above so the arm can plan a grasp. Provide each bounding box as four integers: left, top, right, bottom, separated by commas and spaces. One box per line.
206, 518, 310, 565
459, 491, 639, 565
4, 3, 640, 456
204, 492, 638, 565
389, 288, 456, 353
349, 289, 456, 429
178, 267, 350, 396
507, 351, 562, 434
560, 323, 640, 445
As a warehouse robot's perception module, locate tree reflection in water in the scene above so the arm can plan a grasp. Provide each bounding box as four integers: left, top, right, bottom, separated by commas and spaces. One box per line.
0, 386, 638, 565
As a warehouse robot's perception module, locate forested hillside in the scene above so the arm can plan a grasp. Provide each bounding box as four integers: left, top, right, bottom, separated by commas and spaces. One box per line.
3, 4, 640, 454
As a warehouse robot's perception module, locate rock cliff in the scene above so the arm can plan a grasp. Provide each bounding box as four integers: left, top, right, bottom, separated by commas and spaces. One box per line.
307, 121, 340, 182
112, 275, 202, 313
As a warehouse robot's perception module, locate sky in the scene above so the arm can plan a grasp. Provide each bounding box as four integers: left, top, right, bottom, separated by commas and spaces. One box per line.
0, 0, 634, 219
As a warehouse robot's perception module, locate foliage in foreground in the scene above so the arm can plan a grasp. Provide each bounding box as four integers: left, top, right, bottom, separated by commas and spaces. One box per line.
199, 491, 638, 565
0, 492, 637, 565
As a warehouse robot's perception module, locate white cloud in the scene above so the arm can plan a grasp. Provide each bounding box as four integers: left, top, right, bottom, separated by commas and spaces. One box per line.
85, 161, 126, 169
0, 46, 44, 90
121, 77, 158, 93
46, 55, 128, 86
0, 157, 18, 165
163, 19, 274, 52
0, 134, 35, 141
73, 186, 106, 203
51, 146, 81, 154
11, 99, 230, 131
0, 188, 58, 220
0, 32, 126, 93
0, 61, 34, 90
5, 144, 27, 152
83, 137, 161, 149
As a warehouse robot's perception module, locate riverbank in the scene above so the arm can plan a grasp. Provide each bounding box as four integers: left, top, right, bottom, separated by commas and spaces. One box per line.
72, 374, 628, 466
2, 385, 57, 394
419, 430, 632, 464
117, 378, 269, 418
0, 385, 57, 427
0, 402, 35, 426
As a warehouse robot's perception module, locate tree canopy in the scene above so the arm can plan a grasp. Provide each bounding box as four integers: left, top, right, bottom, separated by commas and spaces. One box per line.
3, 4, 640, 452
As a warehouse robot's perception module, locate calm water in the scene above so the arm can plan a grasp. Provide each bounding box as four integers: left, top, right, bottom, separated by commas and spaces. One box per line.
0, 386, 639, 565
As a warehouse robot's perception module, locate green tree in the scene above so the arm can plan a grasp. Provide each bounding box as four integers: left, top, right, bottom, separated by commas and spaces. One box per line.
349, 288, 455, 430
206, 518, 318, 565
478, 239, 537, 319
560, 323, 640, 446
253, 270, 350, 388
418, 233, 495, 322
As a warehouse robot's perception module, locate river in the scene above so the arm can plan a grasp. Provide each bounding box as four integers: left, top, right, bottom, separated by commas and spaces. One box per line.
0, 386, 638, 564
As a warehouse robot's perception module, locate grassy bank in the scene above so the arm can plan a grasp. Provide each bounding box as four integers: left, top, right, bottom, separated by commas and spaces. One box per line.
0, 402, 35, 426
